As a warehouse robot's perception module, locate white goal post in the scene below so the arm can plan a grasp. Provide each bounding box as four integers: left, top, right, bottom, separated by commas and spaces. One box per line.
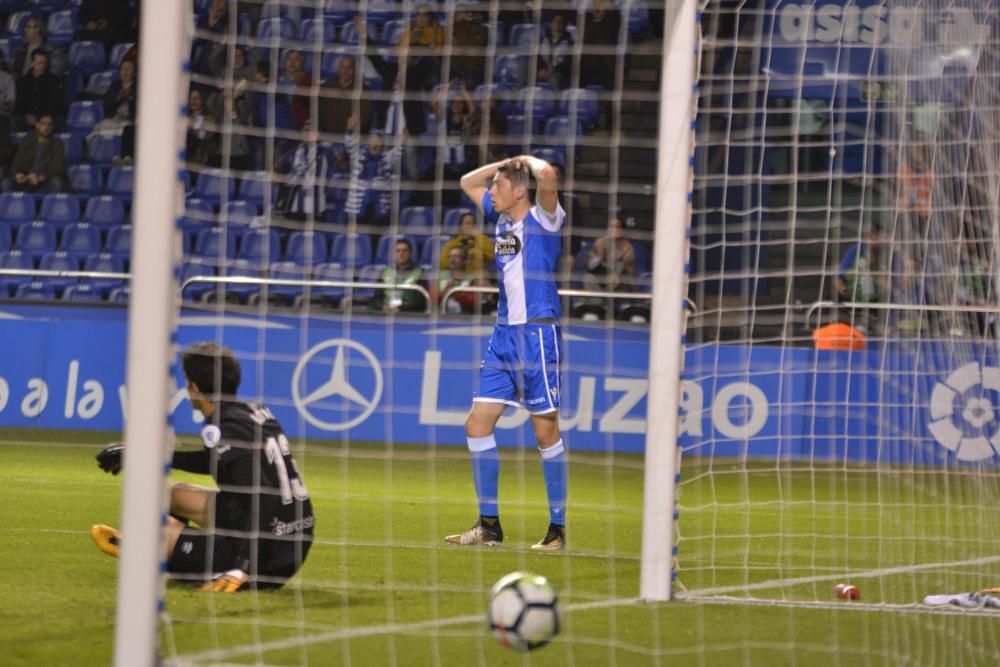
640, 0, 696, 602
114, 1, 186, 665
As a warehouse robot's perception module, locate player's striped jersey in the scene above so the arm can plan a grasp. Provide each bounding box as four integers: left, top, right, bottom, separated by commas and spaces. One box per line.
482, 191, 566, 325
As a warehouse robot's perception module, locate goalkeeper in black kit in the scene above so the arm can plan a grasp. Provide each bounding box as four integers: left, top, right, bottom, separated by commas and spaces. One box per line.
92, 342, 314, 592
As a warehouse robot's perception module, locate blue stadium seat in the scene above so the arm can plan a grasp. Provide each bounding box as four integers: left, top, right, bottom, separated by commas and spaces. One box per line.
238, 227, 281, 264
441, 206, 478, 236
505, 113, 527, 138
264, 260, 309, 303
6, 11, 33, 38
0, 192, 38, 229
193, 227, 237, 260
109, 42, 135, 67
68, 164, 103, 199
0, 250, 34, 296
380, 19, 405, 47
494, 54, 529, 87
351, 263, 385, 301
83, 196, 126, 228
62, 283, 103, 302
626, 0, 652, 35
560, 88, 600, 128
81, 253, 126, 297
374, 233, 419, 265
106, 166, 134, 202
531, 147, 566, 171
63, 72, 83, 108
329, 232, 372, 270
15, 222, 56, 263
84, 69, 118, 97
508, 23, 541, 47
29, 0, 66, 12
544, 115, 582, 139
179, 198, 216, 245
366, 2, 401, 29
399, 206, 435, 239
338, 20, 359, 45
472, 83, 517, 116
517, 86, 557, 124
56, 132, 84, 164
108, 284, 130, 303
59, 222, 102, 256
87, 134, 121, 165
0, 225, 10, 253
237, 171, 272, 210
320, 49, 350, 80
68, 41, 107, 75
419, 234, 450, 267
310, 261, 347, 305
179, 258, 217, 301
194, 169, 236, 208
215, 258, 261, 303
285, 231, 328, 265
300, 17, 337, 44
632, 242, 651, 274
322, 3, 354, 23
256, 16, 297, 44
38, 251, 80, 294
219, 199, 258, 235
15, 280, 57, 301
102, 224, 131, 261
46, 9, 76, 47
66, 100, 104, 134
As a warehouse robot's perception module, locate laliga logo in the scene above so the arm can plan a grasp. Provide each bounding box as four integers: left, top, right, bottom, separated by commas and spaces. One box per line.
928, 363, 1000, 462
292, 339, 384, 431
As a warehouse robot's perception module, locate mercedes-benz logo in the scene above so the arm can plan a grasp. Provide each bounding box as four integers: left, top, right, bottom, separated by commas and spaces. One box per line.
292, 339, 384, 431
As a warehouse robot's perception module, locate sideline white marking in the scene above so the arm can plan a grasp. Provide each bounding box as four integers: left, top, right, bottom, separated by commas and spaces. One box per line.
682, 595, 1000, 618
682, 554, 1000, 597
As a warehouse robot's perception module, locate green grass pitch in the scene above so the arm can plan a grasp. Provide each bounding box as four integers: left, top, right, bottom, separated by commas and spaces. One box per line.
1, 429, 998, 666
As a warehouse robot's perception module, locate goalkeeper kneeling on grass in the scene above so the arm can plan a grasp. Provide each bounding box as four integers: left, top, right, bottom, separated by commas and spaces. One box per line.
92, 342, 314, 592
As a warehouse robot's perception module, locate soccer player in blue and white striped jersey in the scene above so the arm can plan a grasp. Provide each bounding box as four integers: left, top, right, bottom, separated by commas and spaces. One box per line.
445, 155, 568, 550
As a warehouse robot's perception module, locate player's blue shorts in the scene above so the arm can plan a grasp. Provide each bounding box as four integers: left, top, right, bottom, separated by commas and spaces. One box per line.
474, 322, 562, 413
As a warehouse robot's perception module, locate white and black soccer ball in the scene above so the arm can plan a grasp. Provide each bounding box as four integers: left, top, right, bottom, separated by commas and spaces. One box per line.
487, 571, 560, 652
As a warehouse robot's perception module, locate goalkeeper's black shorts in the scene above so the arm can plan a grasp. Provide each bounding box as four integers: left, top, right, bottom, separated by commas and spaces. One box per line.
168, 527, 312, 589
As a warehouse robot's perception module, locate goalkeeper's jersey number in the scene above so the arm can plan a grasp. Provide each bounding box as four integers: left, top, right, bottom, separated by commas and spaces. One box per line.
264, 433, 309, 505
249, 406, 308, 505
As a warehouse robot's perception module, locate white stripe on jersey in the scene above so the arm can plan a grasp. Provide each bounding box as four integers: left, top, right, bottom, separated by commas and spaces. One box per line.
539, 325, 553, 411
531, 203, 564, 232
502, 223, 527, 324
551, 323, 560, 399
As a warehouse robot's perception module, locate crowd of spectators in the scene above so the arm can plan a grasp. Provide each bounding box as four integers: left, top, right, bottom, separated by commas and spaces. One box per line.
0, 0, 655, 320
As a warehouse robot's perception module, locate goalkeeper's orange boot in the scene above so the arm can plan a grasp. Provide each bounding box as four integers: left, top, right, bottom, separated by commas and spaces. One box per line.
91, 524, 122, 558
198, 569, 249, 593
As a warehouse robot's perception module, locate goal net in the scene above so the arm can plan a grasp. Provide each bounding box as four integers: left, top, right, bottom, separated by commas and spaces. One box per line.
102, 0, 1000, 665
123, 0, 666, 665
682, 0, 1000, 657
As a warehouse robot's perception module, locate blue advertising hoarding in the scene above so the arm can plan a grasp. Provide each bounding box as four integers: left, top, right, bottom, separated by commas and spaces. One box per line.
0, 305, 996, 464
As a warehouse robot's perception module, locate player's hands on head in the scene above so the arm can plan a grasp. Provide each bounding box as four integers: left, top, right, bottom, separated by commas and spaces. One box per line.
96, 442, 125, 475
